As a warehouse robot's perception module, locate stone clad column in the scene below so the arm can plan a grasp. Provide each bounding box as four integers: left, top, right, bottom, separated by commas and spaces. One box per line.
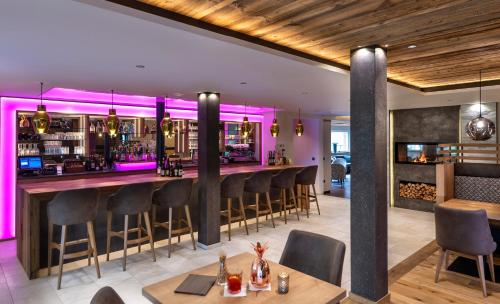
350, 46, 389, 303
156, 97, 165, 162
197, 92, 221, 248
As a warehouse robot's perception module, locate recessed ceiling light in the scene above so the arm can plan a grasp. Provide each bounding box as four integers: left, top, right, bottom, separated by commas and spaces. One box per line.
240, 82, 247, 85
301, 92, 309, 95
173, 92, 184, 97
384, 44, 389, 48
357, 45, 362, 48
135, 64, 145, 68
408, 45, 417, 49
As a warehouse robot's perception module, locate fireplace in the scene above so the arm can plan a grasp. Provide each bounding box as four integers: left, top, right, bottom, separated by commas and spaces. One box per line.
399, 181, 436, 202
395, 142, 439, 164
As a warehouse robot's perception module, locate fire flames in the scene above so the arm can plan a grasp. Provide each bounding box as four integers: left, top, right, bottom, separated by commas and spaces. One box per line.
413, 152, 427, 163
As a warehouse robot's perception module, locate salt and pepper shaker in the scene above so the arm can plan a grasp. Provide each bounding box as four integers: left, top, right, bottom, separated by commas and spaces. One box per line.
278, 272, 289, 294
216, 253, 227, 286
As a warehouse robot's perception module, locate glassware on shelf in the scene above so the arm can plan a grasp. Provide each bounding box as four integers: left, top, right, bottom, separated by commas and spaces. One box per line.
250, 242, 270, 289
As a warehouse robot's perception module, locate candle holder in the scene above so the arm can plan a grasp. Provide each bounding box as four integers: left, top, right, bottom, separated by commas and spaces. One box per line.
278, 272, 289, 294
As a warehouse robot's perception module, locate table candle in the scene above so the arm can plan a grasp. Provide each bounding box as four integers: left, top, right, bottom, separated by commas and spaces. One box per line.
278, 272, 289, 294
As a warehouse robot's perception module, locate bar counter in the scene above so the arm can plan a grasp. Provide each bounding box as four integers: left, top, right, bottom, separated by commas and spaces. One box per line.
16, 164, 293, 279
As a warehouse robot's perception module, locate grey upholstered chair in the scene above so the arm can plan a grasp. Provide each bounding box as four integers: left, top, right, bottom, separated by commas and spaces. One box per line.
295, 165, 320, 217
280, 230, 346, 287
244, 170, 276, 232
47, 188, 100, 289
331, 160, 347, 188
106, 182, 155, 271
152, 178, 196, 257
90, 286, 124, 304
220, 173, 249, 240
270, 168, 300, 224
435, 205, 496, 297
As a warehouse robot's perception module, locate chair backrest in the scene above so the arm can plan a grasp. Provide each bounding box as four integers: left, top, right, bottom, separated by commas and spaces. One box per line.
153, 178, 193, 208
295, 165, 318, 185
221, 173, 247, 199
333, 158, 347, 166
435, 205, 495, 256
271, 167, 299, 189
279, 230, 345, 286
90, 286, 124, 304
331, 164, 346, 179
107, 182, 154, 215
47, 188, 99, 226
244, 170, 273, 193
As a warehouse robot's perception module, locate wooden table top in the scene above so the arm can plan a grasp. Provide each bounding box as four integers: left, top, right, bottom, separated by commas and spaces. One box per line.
18, 165, 294, 195
440, 198, 500, 223
142, 252, 346, 304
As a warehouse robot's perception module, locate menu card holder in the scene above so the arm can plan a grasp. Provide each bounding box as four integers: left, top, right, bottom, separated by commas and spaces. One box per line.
174, 274, 216, 296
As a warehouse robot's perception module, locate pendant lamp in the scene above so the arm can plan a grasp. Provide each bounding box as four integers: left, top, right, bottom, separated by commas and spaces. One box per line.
161, 96, 174, 138
106, 90, 120, 137
32, 82, 51, 134
465, 70, 496, 141
270, 106, 279, 137
240, 102, 252, 138
295, 108, 304, 136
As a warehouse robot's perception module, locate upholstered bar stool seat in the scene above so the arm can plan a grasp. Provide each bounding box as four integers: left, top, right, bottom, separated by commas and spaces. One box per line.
47, 188, 101, 289
295, 165, 320, 217
90, 286, 124, 304
152, 178, 196, 257
244, 170, 275, 232
221, 173, 249, 240
106, 182, 156, 271
270, 168, 300, 224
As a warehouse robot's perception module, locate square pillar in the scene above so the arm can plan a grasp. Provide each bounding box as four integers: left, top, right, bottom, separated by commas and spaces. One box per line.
156, 97, 165, 162
350, 46, 389, 302
197, 92, 221, 247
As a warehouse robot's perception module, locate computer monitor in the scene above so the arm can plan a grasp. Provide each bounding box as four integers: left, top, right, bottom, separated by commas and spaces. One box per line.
19, 156, 43, 170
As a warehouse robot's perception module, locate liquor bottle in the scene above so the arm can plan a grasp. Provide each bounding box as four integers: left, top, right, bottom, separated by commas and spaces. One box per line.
157, 157, 162, 175
160, 156, 166, 177
174, 160, 179, 177
179, 160, 183, 177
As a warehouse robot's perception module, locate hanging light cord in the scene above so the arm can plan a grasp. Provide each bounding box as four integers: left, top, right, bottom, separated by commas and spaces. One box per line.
479, 70, 482, 117
40, 82, 43, 106
111, 89, 114, 109
165, 95, 168, 111
273, 106, 276, 119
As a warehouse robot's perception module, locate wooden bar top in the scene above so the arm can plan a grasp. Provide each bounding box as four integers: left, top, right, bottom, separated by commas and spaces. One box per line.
440, 198, 500, 223
18, 164, 294, 195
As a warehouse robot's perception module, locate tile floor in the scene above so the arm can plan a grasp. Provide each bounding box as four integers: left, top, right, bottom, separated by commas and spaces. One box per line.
0, 195, 435, 304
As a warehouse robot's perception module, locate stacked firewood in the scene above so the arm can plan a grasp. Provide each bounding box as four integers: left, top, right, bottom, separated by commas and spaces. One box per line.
399, 182, 436, 201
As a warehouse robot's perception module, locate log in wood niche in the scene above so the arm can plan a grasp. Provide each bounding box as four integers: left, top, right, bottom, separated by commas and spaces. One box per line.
399, 181, 436, 202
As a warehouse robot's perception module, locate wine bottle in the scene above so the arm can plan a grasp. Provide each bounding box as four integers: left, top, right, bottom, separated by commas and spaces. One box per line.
179, 160, 183, 177
160, 156, 166, 177
174, 161, 179, 177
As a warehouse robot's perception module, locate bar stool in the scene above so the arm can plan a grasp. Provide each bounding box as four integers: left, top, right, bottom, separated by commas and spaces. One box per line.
152, 178, 196, 258
244, 170, 275, 232
270, 168, 300, 224
221, 173, 249, 241
106, 182, 156, 271
296, 165, 320, 218
47, 188, 100, 290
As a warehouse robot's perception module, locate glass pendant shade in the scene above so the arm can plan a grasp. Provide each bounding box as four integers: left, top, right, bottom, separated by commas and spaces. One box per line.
270, 118, 280, 137
295, 119, 304, 136
33, 104, 50, 134
106, 108, 120, 137
465, 117, 495, 141
240, 116, 251, 138
161, 112, 174, 138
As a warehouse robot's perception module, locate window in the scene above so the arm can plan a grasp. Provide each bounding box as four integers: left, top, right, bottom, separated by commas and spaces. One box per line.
331, 131, 350, 152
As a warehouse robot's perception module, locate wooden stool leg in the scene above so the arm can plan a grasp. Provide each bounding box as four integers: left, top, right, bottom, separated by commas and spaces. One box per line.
281, 189, 287, 224
488, 254, 496, 283
227, 198, 232, 241
255, 193, 260, 232
266, 192, 275, 228
47, 221, 53, 276
151, 205, 157, 240
312, 185, 320, 215
57, 225, 67, 290
137, 213, 142, 253
177, 208, 182, 243
106, 211, 112, 261
123, 215, 129, 271
434, 248, 445, 283
476, 255, 488, 297
143, 211, 156, 262
239, 197, 249, 235
185, 205, 196, 251
87, 231, 91, 266
87, 221, 100, 278
168, 207, 173, 258
291, 188, 300, 221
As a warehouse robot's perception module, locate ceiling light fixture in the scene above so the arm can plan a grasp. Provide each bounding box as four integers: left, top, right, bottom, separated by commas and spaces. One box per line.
240, 102, 252, 139
161, 95, 174, 138
270, 106, 279, 138
465, 69, 496, 141
408, 45, 417, 49
135, 65, 145, 69
32, 82, 51, 134
106, 89, 120, 137
295, 108, 304, 137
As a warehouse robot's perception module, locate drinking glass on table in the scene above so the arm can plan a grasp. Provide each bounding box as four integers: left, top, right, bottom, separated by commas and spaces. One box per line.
226, 267, 243, 294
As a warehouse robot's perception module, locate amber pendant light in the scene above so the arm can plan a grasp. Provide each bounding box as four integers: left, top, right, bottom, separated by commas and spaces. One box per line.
270, 106, 279, 137
32, 82, 51, 134
161, 96, 174, 138
295, 108, 304, 136
465, 69, 496, 141
106, 90, 120, 137
240, 102, 252, 138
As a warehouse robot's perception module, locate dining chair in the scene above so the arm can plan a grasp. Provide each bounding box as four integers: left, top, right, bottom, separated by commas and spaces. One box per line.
90, 286, 124, 304
434, 205, 496, 297
279, 230, 346, 286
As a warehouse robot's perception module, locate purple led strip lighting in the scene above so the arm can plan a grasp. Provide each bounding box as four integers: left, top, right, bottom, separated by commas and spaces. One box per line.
0, 96, 264, 240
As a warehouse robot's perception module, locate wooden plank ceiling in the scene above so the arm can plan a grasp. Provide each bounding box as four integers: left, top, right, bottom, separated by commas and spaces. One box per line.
135, 0, 500, 91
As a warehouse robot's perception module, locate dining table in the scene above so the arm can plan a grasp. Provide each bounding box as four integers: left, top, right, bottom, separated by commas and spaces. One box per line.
142, 252, 346, 304
439, 198, 500, 225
